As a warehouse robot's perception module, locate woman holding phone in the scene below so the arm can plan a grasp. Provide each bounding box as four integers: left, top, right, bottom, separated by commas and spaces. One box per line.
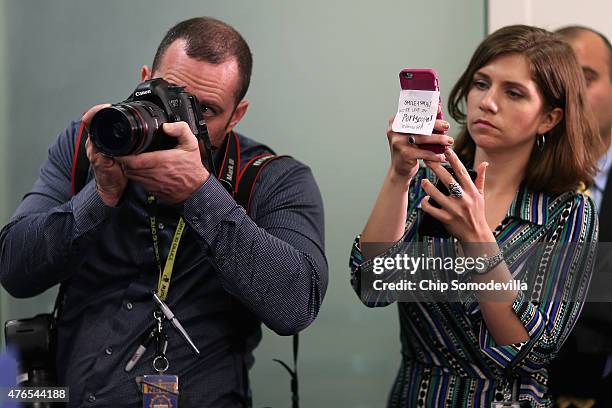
350, 25, 603, 407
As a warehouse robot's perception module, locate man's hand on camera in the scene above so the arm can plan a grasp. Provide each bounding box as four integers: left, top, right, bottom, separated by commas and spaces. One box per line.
115, 122, 210, 204
83, 104, 128, 207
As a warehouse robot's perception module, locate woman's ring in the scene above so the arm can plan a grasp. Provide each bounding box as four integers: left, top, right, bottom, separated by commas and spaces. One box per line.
448, 180, 463, 198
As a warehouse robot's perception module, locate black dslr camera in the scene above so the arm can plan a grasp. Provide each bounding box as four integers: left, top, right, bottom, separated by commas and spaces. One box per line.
90, 78, 210, 157
5, 314, 58, 389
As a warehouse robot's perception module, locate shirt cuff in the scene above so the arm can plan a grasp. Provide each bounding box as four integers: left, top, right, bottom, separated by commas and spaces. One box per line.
182, 175, 244, 246
511, 290, 546, 339
349, 235, 365, 268
70, 181, 120, 236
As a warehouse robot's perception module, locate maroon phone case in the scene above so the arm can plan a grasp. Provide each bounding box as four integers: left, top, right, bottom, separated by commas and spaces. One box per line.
399, 69, 445, 154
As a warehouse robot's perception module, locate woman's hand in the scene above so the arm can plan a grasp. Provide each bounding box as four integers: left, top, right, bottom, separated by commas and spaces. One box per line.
360, 117, 454, 250
420, 149, 493, 242
386, 117, 453, 187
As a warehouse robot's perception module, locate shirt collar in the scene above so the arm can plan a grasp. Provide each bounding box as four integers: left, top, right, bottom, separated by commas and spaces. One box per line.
507, 183, 550, 225
593, 146, 612, 192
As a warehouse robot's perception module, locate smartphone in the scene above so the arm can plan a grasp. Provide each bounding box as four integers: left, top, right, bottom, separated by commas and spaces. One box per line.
399, 69, 446, 154
417, 167, 478, 239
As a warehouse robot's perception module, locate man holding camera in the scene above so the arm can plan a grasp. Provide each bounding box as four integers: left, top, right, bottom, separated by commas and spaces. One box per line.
0, 17, 327, 407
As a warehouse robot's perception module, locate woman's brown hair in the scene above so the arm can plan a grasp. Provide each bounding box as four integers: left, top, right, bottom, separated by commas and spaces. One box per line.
448, 25, 604, 195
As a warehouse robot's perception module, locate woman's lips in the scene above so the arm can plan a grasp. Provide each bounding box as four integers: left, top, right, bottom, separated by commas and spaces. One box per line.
473, 119, 498, 129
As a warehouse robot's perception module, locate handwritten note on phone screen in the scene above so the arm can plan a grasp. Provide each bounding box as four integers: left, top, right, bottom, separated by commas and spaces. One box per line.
392, 90, 439, 135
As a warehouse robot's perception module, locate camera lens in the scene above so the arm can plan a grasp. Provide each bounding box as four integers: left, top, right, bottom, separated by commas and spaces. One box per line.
91, 107, 136, 154
90, 101, 169, 156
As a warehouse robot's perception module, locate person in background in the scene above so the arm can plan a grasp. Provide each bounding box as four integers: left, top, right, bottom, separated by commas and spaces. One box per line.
549, 25, 612, 408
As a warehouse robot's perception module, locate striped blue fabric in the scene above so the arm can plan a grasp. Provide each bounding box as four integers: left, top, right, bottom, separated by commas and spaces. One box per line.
350, 167, 598, 407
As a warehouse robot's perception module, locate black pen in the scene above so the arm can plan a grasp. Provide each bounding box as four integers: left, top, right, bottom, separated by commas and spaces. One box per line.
125, 329, 156, 372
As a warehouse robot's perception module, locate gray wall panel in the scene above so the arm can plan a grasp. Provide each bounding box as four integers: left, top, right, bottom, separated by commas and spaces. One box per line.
0, 1, 484, 406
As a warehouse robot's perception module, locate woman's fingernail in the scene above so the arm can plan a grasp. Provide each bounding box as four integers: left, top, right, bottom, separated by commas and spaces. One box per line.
444, 149, 452, 157
442, 121, 450, 130
447, 137, 454, 144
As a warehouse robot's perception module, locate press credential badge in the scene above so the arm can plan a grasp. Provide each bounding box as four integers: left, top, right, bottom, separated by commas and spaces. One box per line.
392, 90, 439, 135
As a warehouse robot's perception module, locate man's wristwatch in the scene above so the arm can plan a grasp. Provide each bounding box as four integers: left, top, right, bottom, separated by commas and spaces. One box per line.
472, 250, 504, 275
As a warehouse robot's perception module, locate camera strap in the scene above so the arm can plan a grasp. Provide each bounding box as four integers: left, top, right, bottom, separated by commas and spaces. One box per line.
71, 121, 90, 196
218, 132, 286, 210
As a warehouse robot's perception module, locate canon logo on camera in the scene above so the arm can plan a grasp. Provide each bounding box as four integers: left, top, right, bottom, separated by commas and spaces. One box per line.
135, 90, 152, 97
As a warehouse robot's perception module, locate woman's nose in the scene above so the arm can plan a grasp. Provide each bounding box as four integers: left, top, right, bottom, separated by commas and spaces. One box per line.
479, 88, 499, 113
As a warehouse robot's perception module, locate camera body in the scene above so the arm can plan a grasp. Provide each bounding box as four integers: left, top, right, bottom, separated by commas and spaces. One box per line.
90, 78, 209, 157
5, 314, 57, 387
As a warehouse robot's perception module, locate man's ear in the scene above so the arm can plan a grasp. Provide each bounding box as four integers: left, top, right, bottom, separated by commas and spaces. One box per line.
537, 107, 563, 135
227, 99, 250, 132
141, 65, 152, 82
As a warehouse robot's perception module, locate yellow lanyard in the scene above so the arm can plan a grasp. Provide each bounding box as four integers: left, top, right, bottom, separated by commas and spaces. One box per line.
147, 195, 185, 301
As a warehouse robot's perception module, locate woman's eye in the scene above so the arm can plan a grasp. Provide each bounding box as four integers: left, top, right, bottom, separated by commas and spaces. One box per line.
472, 80, 488, 90
507, 90, 523, 99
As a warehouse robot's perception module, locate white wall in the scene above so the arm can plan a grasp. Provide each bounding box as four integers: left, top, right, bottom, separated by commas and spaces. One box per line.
488, 0, 611, 38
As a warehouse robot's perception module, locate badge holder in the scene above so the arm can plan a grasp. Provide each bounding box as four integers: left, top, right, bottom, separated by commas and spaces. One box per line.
134, 311, 179, 408
136, 374, 179, 408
